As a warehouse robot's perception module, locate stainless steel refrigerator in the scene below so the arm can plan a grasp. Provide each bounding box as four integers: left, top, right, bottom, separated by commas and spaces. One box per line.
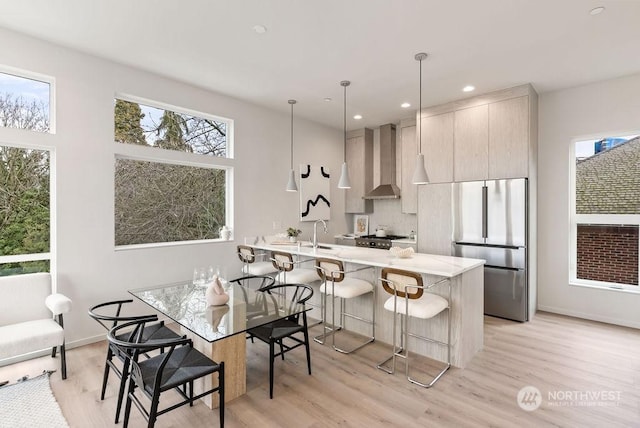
452, 178, 528, 322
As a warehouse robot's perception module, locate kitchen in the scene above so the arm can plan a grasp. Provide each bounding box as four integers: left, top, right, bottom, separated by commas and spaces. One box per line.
1, 1, 640, 427
332, 84, 535, 324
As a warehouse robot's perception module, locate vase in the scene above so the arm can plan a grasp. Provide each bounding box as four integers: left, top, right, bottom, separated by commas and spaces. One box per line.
289, 236, 297, 243
220, 226, 231, 240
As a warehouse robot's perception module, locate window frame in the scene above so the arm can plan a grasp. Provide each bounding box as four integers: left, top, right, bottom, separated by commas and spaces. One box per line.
0, 65, 56, 134
569, 135, 640, 293
113, 94, 234, 250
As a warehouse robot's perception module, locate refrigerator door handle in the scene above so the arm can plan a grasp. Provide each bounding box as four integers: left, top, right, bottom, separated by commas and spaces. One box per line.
481, 185, 488, 239
484, 264, 523, 272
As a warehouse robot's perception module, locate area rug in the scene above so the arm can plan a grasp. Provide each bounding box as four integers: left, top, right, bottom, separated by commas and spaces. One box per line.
0, 371, 69, 428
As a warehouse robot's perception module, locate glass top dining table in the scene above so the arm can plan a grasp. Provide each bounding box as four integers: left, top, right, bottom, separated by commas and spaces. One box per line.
129, 278, 306, 343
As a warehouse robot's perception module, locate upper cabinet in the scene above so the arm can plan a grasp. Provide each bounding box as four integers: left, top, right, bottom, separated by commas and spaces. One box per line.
400, 111, 455, 213
418, 84, 537, 183
453, 105, 488, 182
488, 96, 529, 179
399, 119, 417, 214
423, 111, 454, 183
345, 128, 373, 213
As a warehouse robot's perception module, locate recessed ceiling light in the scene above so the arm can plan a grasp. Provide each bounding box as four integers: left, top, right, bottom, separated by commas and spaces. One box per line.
324, 97, 332, 102
463, 85, 475, 92
401, 102, 411, 108
253, 24, 267, 34
589, 6, 605, 15
353, 114, 363, 120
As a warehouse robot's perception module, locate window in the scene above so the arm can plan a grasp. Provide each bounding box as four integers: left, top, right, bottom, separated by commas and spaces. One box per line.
0, 69, 52, 275
0, 145, 51, 275
115, 159, 226, 245
114, 98, 227, 157
0, 71, 51, 133
570, 135, 640, 290
114, 96, 232, 247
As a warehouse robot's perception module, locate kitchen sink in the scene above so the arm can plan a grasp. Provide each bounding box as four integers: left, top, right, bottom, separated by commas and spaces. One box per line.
315, 245, 333, 250
301, 244, 336, 252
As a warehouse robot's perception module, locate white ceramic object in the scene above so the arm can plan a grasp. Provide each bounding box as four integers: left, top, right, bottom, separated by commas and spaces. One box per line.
220, 225, 231, 240
375, 226, 387, 237
390, 246, 414, 259
206, 276, 230, 306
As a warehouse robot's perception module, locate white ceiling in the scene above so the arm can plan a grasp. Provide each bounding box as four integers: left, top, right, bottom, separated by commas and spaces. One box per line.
1, 0, 639, 130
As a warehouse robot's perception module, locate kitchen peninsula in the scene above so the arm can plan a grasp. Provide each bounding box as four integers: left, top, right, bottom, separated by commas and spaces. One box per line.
249, 241, 485, 368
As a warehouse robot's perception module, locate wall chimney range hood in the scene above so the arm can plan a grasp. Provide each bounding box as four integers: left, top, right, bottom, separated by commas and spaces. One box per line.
364, 123, 401, 199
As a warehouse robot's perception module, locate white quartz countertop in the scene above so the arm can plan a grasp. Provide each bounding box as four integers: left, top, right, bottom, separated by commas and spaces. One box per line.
390, 238, 417, 245
251, 241, 484, 278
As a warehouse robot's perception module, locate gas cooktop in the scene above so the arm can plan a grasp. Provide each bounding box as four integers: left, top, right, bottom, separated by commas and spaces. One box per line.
355, 235, 408, 249
357, 234, 408, 240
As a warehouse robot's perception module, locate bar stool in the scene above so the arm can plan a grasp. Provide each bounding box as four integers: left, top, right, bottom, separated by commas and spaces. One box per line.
237, 245, 278, 277
270, 250, 320, 324
270, 250, 318, 285
377, 267, 451, 388
313, 258, 375, 353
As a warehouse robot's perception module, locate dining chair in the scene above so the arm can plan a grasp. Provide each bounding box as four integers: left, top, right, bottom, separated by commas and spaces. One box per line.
246, 283, 313, 398
227, 275, 275, 342
376, 268, 451, 388
270, 250, 321, 325
108, 317, 225, 428
88, 299, 182, 423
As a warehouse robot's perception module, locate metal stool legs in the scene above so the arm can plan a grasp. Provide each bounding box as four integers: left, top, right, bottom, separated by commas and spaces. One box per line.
377, 305, 451, 387
313, 277, 375, 354
377, 274, 451, 388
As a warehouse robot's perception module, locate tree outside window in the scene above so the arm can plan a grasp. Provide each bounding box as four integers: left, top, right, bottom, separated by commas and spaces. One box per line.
114, 98, 227, 157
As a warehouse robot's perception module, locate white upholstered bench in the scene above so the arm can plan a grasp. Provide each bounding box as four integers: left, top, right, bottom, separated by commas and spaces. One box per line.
0, 272, 72, 379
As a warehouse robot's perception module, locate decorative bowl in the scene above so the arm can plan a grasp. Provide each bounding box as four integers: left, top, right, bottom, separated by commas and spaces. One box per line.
390, 246, 414, 259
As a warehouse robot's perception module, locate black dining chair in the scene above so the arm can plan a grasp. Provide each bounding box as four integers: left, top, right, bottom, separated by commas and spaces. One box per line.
88, 299, 183, 423
107, 317, 225, 428
246, 283, 313, 399
227, 275, 275, 342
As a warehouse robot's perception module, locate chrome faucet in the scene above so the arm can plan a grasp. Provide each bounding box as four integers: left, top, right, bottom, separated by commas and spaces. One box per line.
313, 220, 328, 249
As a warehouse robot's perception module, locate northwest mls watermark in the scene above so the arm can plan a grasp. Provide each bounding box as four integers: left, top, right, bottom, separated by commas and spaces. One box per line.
517, 386, 622, 411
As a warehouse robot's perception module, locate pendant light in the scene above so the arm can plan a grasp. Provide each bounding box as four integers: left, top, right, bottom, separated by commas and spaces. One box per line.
285, 99, 298, 192
338, 80, 352, 189
412, 52, 430, 184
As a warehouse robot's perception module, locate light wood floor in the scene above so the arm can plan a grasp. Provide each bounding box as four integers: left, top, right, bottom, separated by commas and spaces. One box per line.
1, 311, 639, 427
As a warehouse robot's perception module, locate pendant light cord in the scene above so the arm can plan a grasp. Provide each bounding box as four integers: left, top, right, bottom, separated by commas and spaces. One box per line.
343, 83, 347, 162
419, 56, 422, 154
290, 101, 294, 169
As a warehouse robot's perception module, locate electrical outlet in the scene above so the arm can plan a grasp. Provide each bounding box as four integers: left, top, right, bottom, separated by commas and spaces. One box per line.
272, 221, 281, 230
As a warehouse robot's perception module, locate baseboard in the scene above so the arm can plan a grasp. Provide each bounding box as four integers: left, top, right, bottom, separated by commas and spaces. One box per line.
0, 333, 106, 367
537, 305, 640, 329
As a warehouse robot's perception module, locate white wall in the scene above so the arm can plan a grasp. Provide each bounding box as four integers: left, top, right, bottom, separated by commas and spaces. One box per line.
538, 72, 640, 328
0, 28, 346, 345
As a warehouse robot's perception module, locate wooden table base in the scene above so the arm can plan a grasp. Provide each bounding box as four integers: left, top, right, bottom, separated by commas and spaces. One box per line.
182, 329, 246, 409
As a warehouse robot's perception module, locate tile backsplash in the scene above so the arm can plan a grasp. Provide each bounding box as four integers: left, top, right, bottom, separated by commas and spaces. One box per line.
351, 199, 417, 237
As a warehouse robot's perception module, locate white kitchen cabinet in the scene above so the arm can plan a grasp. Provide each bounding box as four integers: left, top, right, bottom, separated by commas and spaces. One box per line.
489, 96, 529, 179
345, 128, 373, 213
399, 119, 417, 214
423, 111, 454, 183
417, 183, 452, 256
453, 104, 488, 182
